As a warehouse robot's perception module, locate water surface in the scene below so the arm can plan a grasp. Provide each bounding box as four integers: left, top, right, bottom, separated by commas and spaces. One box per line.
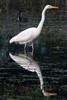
0, 39, 67, 100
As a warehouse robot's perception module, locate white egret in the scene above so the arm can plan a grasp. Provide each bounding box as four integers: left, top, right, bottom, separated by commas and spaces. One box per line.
9, 5, 58, 50
9, 53, 57, 96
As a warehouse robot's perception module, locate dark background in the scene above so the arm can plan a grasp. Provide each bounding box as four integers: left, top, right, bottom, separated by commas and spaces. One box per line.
0, 0, 67, 99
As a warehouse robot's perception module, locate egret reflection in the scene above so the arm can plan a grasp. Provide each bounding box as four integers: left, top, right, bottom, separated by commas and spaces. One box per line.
9, 52, 57, 96
9, 52, 49, 96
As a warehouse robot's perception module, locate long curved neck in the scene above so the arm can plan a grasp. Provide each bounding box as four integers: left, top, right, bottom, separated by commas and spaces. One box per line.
37, 8, 46, 33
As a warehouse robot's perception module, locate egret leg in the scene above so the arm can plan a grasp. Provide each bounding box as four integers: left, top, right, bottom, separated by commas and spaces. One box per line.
32, 43, 34, 51
30, 43, 33, 56
24, 43, 26, 50
28, 42, 34, 52
24, 43, 27, 55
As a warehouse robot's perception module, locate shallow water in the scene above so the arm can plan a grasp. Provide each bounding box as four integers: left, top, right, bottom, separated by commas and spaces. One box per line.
0, 39, 67, 100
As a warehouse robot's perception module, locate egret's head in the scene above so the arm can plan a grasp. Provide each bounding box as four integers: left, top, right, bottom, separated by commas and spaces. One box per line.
42, 5, 59, 15
45, 5, 59, 10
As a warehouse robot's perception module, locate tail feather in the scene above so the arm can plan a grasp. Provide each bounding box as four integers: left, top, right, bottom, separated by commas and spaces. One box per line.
9, 38, 13, 43
9, 36, 16, 43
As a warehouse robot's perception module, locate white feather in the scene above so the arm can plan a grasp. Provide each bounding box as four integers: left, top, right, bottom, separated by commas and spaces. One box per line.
9, 5, 58, 49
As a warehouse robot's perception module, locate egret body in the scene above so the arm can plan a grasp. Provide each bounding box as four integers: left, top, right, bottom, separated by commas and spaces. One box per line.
9, 5, 58, 50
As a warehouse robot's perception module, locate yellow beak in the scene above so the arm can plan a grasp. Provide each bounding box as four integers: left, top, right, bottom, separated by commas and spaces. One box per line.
51, 6, 59, 9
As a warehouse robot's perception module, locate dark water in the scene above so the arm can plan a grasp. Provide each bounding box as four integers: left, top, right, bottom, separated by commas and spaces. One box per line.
0, 39, 67, 100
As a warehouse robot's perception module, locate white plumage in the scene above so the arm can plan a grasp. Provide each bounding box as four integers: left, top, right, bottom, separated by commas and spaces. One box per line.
10, 27, 37, 44
9, 5, 58, 49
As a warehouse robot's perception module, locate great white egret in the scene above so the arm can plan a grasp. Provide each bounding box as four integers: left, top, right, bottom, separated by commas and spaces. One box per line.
9, 5, 58, 50
9, 52, 57, 96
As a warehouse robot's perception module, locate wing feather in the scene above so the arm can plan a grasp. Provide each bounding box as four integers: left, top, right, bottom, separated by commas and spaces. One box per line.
14, 27, 36, 42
